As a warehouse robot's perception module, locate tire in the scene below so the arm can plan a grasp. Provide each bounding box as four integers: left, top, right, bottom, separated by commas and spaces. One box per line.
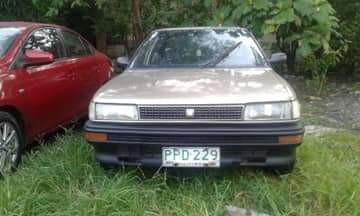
0, 111, 24, 178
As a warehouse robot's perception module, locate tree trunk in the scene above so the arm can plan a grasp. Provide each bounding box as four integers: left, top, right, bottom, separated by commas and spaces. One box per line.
131, 0, 144, 46
276, 27, 298, 74
286, 49, 297, 74
96, 31, 107, 53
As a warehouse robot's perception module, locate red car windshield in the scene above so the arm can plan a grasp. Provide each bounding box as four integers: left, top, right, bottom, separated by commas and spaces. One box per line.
0, 27, 24, 58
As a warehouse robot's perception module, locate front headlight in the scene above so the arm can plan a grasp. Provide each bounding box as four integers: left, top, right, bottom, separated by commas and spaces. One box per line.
244, 101, 300, 121
89, 103, 138, 121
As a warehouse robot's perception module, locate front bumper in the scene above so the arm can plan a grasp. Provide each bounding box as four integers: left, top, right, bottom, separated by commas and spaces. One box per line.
85, 121, 304, 168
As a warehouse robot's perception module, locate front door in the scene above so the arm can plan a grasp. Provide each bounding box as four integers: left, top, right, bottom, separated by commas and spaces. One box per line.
13, 28, 76, 136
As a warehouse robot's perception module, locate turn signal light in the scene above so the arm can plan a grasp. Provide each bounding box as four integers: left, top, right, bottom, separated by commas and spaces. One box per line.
84, 132, 107, 142
278, 135, 303, 145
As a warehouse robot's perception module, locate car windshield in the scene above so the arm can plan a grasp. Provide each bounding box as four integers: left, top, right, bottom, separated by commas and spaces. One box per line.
130, 28, 267, 69
0, 27, 24, 58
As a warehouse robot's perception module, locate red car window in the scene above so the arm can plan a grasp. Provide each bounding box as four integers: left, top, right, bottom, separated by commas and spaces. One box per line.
80, 38, 94, 56
24, 28, 64, 59
61, 30, 87, 58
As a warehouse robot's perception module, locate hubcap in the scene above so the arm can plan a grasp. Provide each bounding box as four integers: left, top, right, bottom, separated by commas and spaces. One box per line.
0, 122, 19, 175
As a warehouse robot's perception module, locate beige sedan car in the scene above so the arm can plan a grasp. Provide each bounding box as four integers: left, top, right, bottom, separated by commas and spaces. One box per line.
85, 27, 304, 174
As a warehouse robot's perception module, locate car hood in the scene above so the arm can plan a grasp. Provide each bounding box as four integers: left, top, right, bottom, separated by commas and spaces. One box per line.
93, 67, 296, 105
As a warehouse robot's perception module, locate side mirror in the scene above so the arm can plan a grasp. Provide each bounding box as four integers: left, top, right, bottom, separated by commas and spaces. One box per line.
116, 56, 129, 69
24, 49, 54, 66
270, 52, 287, 63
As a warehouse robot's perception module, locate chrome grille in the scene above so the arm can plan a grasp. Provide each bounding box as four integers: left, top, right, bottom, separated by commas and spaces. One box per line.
139, 105, 243, 120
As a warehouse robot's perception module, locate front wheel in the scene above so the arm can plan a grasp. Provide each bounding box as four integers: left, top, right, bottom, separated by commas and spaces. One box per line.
0, 112, 23, 177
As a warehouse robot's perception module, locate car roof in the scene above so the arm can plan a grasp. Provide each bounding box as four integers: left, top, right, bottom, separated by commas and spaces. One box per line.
154, 26, 248, 32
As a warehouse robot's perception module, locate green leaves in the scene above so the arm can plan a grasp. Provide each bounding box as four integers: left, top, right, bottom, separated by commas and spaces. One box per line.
202, 0, 340, 68
293, 0, 314, 16
203, 0, 213, 8
215, 0, 339, 71
253, 0, 271, 10
313, 3, 333, 24
45, 7, 59, 17
269, 8, 296, 25
262, 24, 277, 34
7, 0, 339, 73
216, 6, 232, 24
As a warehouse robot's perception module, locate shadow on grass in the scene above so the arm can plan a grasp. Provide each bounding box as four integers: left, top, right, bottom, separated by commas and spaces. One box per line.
101, 164, 281, 182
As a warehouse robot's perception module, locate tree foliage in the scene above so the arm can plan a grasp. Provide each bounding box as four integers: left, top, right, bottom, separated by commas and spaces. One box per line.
158, 0, 339, 73
0, 0, 39, 21
329, 0, 360, 75
1, 0, 340, 73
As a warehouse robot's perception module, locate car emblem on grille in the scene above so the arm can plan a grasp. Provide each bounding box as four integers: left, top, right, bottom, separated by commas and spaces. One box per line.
185, 108, 195, 118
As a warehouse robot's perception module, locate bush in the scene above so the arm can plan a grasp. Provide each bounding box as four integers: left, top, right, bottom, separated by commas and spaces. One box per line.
194, 0, 339, 74
304, 52, 338, 95
329, 0, 360, 76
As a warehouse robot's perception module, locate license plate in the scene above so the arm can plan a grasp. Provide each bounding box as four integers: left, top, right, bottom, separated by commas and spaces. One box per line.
162, 147, 220, 167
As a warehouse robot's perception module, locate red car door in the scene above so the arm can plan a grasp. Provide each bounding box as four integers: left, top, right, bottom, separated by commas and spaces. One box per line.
12, 28, 77, 136
79, 37, 105, 101
60, 30, 98, 116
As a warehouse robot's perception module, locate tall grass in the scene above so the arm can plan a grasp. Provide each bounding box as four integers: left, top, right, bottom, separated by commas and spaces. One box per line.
0, 132, 359, 216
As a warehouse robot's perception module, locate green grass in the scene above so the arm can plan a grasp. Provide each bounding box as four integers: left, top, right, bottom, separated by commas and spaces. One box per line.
1, 132, 360, 216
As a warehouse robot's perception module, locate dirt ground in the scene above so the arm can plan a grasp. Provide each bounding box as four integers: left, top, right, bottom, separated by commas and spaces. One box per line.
285, 75, 360, 132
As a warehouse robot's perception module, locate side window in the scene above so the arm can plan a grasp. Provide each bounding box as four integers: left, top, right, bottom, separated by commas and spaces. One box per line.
81, 38, 94, 55
61, 30, 86, 57
24, 28, 64, 59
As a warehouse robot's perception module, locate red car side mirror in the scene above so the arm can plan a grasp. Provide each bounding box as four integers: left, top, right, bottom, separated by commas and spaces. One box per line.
24, 49, 54, 66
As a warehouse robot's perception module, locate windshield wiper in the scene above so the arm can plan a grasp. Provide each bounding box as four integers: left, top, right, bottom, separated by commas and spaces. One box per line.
202, 41, 243, 67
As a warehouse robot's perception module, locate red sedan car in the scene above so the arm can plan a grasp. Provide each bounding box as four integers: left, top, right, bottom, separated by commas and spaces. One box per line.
0, 22, 112, 175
